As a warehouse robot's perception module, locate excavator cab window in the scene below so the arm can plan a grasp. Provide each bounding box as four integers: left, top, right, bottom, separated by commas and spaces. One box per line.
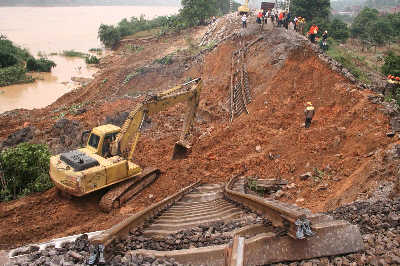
102, 133, 117, 158
88, 133, 100, 149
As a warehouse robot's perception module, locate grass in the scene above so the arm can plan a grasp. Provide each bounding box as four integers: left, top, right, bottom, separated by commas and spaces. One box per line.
124, 28, 162, 39
124, 44, 144, 53
153, 54, 174, 65
327, 41, 371, 84
89, 48, 102, 52
61, 50, 87, 58
123, 67, 148, 85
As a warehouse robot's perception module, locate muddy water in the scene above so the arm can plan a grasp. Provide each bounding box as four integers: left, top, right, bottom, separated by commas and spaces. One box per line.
0, 6, 179, 113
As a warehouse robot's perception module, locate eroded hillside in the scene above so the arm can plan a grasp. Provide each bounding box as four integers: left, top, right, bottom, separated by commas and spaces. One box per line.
0, 15, 399, 250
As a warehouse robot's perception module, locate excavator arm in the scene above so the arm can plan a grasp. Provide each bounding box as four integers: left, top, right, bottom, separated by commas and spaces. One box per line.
111, 78, 202, 160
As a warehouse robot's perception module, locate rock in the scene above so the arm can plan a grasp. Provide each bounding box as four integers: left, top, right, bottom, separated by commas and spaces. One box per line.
300, 172, 312, 181
149, 194, 154, 199
1, 126, 35, 149
256, 145, 262, 152
386, 132, 396, 137
67, 251, 84, 261
390, 255, 400, 264
296, 198, 305, 203
104, 111, 129, 127
274, 190, 285, 199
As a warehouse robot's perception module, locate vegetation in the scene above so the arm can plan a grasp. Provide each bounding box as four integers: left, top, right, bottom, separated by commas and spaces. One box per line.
350, 8, 400, 50
98, 0, 238, 48
180, 0, 218, 26
89, 48, 102, 53
85, 55, 100, 64
61, 50, 87, 58
154, 54, 173, 65
0, 143, 52, 202
0, 35, 56, 85
382, 51, 400, 77
26, 57, 56, 72
327, 40, 370, 84
290, 0, 331, 21
0, 65, 33, 86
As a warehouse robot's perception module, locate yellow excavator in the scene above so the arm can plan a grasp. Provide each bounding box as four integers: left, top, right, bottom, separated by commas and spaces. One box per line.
49, 78, 202, 212
238, 0, 250, 14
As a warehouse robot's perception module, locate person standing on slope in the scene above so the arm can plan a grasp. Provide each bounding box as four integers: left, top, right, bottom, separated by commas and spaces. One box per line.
241, 14, 247, 28
304, 102, 315, 128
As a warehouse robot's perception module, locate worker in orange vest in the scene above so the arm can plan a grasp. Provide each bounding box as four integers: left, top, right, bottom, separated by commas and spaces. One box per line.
278, 12, 284, 27
308, 24, 318, 43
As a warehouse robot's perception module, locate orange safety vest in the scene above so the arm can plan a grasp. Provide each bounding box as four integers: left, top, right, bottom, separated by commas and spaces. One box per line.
258, 12, 263, 18
279, 12, 284, 20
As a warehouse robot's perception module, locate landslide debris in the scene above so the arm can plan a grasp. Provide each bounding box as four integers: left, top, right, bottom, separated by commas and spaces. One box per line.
0, 13, 399, 252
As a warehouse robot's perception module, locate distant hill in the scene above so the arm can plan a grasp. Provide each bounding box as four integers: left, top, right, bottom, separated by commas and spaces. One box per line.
0, 0, 181, 7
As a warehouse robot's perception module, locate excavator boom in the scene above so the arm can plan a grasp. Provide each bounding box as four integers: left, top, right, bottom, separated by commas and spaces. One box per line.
112, 78, 202, 160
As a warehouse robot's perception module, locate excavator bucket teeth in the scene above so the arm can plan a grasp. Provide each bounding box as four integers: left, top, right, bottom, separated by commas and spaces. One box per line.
172, 141, 191, 160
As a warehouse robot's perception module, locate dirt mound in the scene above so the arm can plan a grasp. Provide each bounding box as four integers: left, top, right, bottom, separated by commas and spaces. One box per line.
0, 18, 399, 250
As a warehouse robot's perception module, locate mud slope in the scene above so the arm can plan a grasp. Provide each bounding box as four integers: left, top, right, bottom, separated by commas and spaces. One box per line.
0, 25, 397, 249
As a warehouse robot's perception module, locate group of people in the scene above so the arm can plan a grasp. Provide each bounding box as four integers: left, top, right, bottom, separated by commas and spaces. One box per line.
253, 9, 292, 29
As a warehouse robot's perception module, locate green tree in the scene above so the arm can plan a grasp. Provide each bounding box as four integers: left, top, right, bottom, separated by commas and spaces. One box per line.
369, 17, 393, 47
98, 24, 121, 48
382, 51, 400, 77
290, 0, 330, 21
180, 0, 218, 26
0, 143, 52, 201
26, 57, 56, 72
329, 18, 350, 42
351, 8, 379, 40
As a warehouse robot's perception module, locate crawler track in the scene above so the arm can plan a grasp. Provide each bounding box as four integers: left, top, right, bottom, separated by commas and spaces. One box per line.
5, 175, 364, 266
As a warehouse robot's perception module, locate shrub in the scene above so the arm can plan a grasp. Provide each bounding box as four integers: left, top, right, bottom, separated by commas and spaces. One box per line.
154, 54, 173, 65
61, 50, 87, 58
0, 143, 52, 201
0, 51, 18, 68
85, 55, 100, 64
0, 36, 31, 62
0, 65, 32, 86
26, 57, 56, 72
98, 24, 121, 48
382, 51, 400, 77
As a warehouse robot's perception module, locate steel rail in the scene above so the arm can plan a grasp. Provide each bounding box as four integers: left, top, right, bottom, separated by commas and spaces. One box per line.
90, 181, 201, 260
225, 174, 312, 239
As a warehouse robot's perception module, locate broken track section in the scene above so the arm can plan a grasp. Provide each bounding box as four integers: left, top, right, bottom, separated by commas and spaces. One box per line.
5, 177, 364, 265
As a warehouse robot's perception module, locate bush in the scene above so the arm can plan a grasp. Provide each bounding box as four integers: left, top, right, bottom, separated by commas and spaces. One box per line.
85, 55, 100, 64
0, 36, 31, 62
0, 51, 18, 68
0, 143, 52, 202
98, 24, 121, 48
382, 51, 400, 77
154, 54, 173, 65
0, 65, 32, 86
61, 50, 87, 58
26, 57, 56, 72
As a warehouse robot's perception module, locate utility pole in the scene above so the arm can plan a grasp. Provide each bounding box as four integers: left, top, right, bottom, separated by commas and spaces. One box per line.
230, 0, 233, 13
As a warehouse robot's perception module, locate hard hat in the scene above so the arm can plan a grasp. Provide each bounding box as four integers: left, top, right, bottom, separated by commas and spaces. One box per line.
307, 102, 313, 106
325, 30, 328, 33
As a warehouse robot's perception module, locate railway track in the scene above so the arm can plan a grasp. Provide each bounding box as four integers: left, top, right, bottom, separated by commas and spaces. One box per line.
230, 40, 252, 122
4, 174, 364, 266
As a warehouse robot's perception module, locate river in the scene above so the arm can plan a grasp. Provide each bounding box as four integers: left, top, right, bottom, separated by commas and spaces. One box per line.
0, 6, 179, 113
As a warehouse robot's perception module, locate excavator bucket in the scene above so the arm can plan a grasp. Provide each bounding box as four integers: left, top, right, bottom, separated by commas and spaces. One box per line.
172, 140, 191, 160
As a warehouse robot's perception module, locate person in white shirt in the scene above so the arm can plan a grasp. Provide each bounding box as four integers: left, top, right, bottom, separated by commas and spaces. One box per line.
241, 14, 247, 28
